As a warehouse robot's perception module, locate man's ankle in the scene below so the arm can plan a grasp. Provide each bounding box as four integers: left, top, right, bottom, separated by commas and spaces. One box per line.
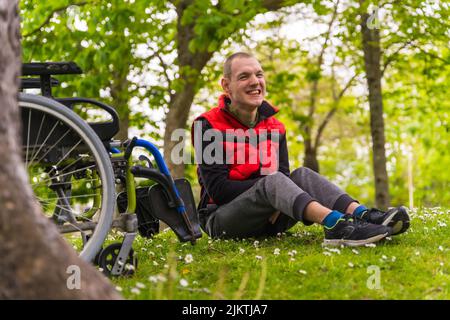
353, 205, 368, 218
322, 210, 344, 229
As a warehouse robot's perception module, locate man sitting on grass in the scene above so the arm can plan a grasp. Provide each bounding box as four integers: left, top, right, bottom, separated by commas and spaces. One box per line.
192, 52, 410, 246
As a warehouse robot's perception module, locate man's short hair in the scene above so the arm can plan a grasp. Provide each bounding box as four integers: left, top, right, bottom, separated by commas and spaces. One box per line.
223, 52, 255, 78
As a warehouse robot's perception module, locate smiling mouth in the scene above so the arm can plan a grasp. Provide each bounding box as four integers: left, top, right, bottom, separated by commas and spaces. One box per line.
246, 89, 262, 96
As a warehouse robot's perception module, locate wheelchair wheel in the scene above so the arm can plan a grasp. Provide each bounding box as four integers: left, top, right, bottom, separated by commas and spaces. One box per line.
98, 243, 138, 277
19, 93, 115, 262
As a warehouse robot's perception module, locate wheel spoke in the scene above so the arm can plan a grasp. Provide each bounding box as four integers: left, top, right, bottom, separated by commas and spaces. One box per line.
27, 120, 60, 168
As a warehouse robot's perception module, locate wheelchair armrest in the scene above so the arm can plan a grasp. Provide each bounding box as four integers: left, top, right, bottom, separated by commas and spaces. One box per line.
56, 97, 120, 141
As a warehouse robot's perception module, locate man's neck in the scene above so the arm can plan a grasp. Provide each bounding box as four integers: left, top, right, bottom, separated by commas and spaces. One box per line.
228, 103, 258, 127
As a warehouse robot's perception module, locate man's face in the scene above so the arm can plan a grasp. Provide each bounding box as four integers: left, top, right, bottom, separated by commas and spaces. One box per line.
221, 57, 266, 111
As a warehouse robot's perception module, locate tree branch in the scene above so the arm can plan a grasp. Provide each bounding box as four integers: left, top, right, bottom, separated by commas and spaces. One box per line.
307, 0, 340, 120
314, 72, 358, 148
381, 40, 414, 76
411, 44, 450, 64
148, 51, 173, 96
22, 1, 94, 38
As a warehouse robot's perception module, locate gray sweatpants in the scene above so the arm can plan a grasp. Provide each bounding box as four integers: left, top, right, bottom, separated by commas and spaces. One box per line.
205, 167, 356, 239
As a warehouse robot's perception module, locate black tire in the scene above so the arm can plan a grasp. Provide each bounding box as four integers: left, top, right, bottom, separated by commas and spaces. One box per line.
19, 93, 115, 262
98, 243, 137, 277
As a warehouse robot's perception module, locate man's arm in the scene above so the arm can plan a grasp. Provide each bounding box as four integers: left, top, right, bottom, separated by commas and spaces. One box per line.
194, 118, 262, 205
278, 132, 290, 176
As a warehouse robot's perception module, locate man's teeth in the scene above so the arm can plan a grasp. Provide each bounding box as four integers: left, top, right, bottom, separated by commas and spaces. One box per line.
248, 90, 260, 95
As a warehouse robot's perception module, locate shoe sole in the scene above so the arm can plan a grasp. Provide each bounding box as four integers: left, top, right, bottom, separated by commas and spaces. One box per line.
381, 207, 410, 235
322, 232, 389, 247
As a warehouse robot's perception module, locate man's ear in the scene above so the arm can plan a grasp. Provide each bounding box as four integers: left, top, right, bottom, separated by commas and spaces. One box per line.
221, 77, 230, 94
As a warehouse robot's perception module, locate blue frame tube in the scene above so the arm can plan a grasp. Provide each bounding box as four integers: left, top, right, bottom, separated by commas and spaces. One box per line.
135, 139, 185, 214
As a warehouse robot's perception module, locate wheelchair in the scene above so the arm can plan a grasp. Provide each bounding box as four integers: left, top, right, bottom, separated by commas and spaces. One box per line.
19, 62, 202, 276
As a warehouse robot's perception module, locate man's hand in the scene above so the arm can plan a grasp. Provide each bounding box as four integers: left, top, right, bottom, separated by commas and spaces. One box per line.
269, 211, 281, 224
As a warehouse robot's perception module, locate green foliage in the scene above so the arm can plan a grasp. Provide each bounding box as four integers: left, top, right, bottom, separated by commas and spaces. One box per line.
183, 0, 263, 54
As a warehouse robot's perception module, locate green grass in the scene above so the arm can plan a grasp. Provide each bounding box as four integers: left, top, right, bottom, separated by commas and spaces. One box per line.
109, 207, 450, 300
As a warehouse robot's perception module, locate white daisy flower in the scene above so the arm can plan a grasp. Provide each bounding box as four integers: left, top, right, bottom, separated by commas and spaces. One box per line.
298, 270, 307, 275
184, 254, 194, 264
131, 288, 141, 295
179, 279, 189, 287
274, 248, 280, 255
157, 275, 167, 282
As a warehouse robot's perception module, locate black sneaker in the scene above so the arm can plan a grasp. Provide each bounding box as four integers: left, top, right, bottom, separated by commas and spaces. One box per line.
323, 215, 390, 247
358, 206, 410, 235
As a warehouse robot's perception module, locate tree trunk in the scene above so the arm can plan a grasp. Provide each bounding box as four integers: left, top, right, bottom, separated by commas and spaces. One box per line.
164, 81, 198, 178
360, 1, 390, 209
163, 0, 213, 178
111, 67, 130, 142
303, 142, 320, 173
0, 1, 121, 299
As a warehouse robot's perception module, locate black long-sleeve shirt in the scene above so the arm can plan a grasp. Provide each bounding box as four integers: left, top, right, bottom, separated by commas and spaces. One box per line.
195, 117, 290, 210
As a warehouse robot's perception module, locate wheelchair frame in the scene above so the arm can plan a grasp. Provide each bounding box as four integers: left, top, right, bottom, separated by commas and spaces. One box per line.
19, 62, 201, 276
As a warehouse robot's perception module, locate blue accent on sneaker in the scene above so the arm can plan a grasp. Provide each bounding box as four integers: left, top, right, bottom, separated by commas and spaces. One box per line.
353, 205, 368, 218
322, 210, 345, 228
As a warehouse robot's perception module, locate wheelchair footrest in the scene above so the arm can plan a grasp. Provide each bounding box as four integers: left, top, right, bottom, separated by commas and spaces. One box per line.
148, 178, 202, 243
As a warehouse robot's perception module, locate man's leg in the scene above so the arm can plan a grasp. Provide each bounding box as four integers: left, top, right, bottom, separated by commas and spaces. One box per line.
289, 167, 358, 214
289, 167, 410, 235
206, 172, 318, 238
205, 172, 390, 246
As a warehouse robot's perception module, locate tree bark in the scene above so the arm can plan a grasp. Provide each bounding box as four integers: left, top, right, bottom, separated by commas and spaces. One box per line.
0, 1, 121, 299
360, 0, 390, 209
111, 69, 130, 142
303, 142, 319, 173
301, 2, 339, 174
163, 0, 213, 178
